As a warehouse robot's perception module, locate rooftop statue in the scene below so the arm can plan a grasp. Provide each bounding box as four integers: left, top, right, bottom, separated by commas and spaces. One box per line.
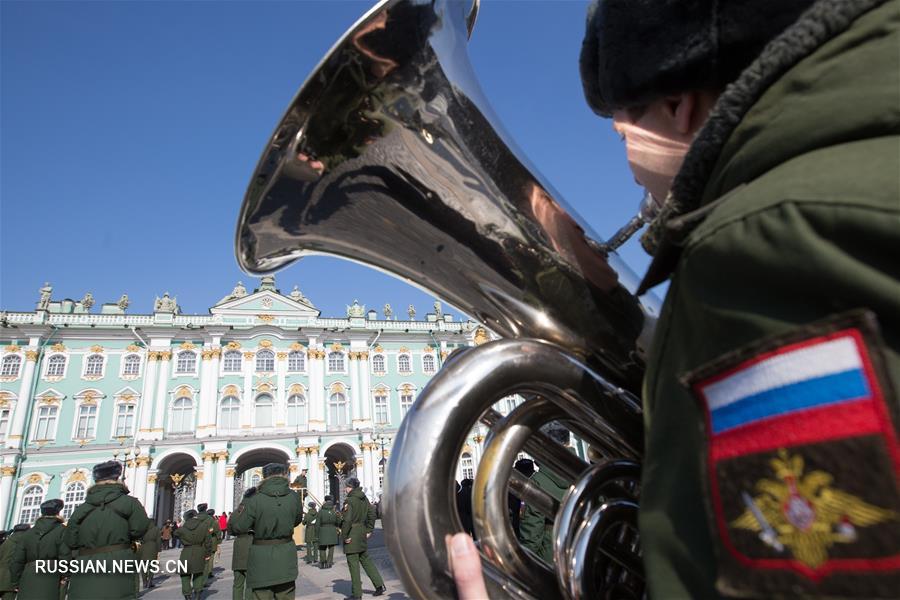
347, 299, 366, 318
37, 282, 52, 310
81, 292, 95, 311
154, 292, 178, 313
407, 304, 416, 320
383, 303, 393, 320
117, 294, 129, 311
433, 300, 442, 318
217, 281, 248, 305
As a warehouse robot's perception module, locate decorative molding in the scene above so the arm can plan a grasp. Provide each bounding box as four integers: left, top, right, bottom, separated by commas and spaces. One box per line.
158, 351, 172, 361
223, 384, 240, 396
67, 470, 87, 484
195, 472, 204, 480
225, 468, 235, 478
25, 350, 39, 362
136, 456, 152, 467
257, 382, 273, 393
440, 351, 449, 360
329, 382, 346, 393
147, 351, 160, 362
51, 343, 67, 352
257, 314, 275, 323
126, 460, 135, 468
399, 383, 415, 394
117, 393, 136, 403
474, 327, 489, 345
259, 340, 273, 348
398, 346, 410, 353
423, 345, 435, 353
90, 345, 104, 353
4, 345, 20, 353
276, 352, 288, 360
290, 342, 304, 351
126, 344, 141, 353
1, 466, 17, 477
147, 474, 157, 484
288, 383, 305, 395
373, 345, 384, 353
179, 342, 196, 350
472, 434, 485, 444
348, 351, 358, 361
27, 473, 43, 484
329, 342, 344, 352
243, 351, 255, 359
358, 351, 369, 360
174, 385, 193, 398
201, 451, 216, 461
214, 451, 229, 461
226, 341, 241, 350
356, 458, 364, 466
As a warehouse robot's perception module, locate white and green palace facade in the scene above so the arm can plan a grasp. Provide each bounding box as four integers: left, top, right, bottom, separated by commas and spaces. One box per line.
0, 277, 492, 527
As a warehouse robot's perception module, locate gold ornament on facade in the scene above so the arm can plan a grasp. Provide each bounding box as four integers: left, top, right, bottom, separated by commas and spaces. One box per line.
440, 351, 449, 360
126, 344, 140, 353
423, 345, 435, 353
201, 451, 215, 461
136, 456, 152, 467
118, 393, 135, 403
400, 383, 415, 394
158, 351, 172, 361
4, 345, 20, 353
90, 345, 104, 353
290, 342, 304, 351
373, 344, 384, 353
147, 474, 157, 484
348, 351, 358, 361
226, 341, 241, 350
179, 342, 196, 350
473, 434, 485, 444
170, 473, 185, 486
80, 391, 97, 404
25, 351, 39, 362
288, 383, 305, 395
27, 473, 43, 484
462, 444, 473, 455
258, 340, 273, 348
276, 352, 288, 360
1, 466, 17, 477
333, 460, 346, 473
243, 351, 255, 359
67, 471, 87, 483
147, 351, 159, 362
126, 460, 135, 468
225, 468, 235, 477
175, 385, 193, 398
358, 351, 369, 360
51, 343, 67, 352
195, 471, 204, 480
330, 342, 344, 352
223, 384, 239, 396
399, 346, 410, 353
330, 382, 346, 393
257, 314, 275, 323
257, 382, 273, 393
215, 451, 229, 461
356, 458, 364, 466
201, 350, 213, 360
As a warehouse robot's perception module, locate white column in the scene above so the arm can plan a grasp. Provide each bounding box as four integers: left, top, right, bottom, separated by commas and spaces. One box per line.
241, 353, 254, 430
224, 466, 235, 513
308, 349, 325, 431
363, 445, 375, 492
359, 353, 372, 423
349, 353, 361, 424
151, 351, 172, 437
137, 354, 158, 441
215, 453, 227, 511
7, 349, 38, 449
307, 446, 322, 499
145, 473, 158, 519
276, 354, 287, 427
134, 458, 150, 504
201, 452, 215, 506
197, 348, 213, 438
207, 348, 221, 428
194, 467, 205, 508
0, 466, 16, 526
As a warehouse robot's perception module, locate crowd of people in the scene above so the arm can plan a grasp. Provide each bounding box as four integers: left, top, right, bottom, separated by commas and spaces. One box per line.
0, 460, 386, 600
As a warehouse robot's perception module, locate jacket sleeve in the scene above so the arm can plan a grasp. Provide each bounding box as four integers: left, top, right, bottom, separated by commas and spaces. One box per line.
127, 497, 151, 541
340, 503, 352, 539
9, 538, 27, 584
518, 504, 545, 555
365, 504, 376, 533
228, 501, 254, 535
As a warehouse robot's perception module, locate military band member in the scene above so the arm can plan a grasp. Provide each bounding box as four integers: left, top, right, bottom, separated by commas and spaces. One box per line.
228, 463, 303, 600
519, 425, 571, 564
202, 507, 221, 584
0, 524, 31, 600
10, 499, 69, 600
137, 520, 160, 590
341, 477, 385, 600
63, 460, 150, 600
292, 469, 308, 503
175, 509, 212, 600
228, 488, 256, 600
300, 501, 317, 565
316, 495, 340, 569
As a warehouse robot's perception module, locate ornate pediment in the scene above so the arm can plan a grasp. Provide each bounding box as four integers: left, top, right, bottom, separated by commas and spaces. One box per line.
211, 285, 319, 318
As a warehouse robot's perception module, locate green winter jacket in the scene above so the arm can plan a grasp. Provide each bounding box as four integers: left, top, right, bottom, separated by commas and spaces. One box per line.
303, 507, 318, 544
11, 516, 70, 600
228, 476, 303, 589
637, 1, 900, 598
0, 527, 30, 593
137, 522, 160, 562
340, 488, 374, 554
175, 515, 212, 574
63, 482, 150, 600
227, 499, 253, 572
316, 502, 341, 546
518, 467, 568, 564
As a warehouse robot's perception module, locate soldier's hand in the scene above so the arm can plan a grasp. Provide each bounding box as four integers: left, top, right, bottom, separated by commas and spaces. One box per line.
446, 533, 488, 600
344, 538, 352, 544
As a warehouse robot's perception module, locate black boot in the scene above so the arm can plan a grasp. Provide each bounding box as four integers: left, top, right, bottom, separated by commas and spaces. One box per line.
374, 585, 386, 596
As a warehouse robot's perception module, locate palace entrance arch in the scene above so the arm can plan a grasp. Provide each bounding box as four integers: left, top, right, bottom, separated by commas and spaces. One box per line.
153, 451, 199, 526
324, 443, 357, 505
231, 445, 292, 510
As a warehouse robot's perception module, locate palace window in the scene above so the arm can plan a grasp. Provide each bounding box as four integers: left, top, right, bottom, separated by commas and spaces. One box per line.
398, 354, 412, 374
34, 405, 58, 440
75, 404, 98, 439
460, 453, 474, 480
46, 355, 67, 377
223, 351, 242, 373
83, 354, 104, 377
374, 392, 389, 425
2, 355, 22, 378
287, 394, 307, 427
371, 354, 386, 374
122, 354, 141, 377
113, 403, 135, 437
62, 482, 86, 520
219, 396, 240, 430
328, 392, 348, 427
327, 351, 345, 373
256, 350, 275, 372
422, 354, 436, 374
255, 394, 274, 427
287, 350, 305, 372
19, 485, 44, 525
170, 397, 193, 433
400, 390, 415, 419
0, 408, 10, 441
175, 351, 196, 374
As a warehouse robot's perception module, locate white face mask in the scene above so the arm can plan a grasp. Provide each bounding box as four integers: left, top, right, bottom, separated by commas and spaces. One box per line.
615, 119, 691, 202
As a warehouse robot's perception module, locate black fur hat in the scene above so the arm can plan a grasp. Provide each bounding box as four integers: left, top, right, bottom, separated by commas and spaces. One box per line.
41, 499, 65, 516
579, 0, 816, 116
324, 495, 333, 502
346, 477, 361, 489
243, 487, 257, 498
196, 503, 208, 513
206, 508, 215, 516
308, 501, 317, 509
184, 509, 198, 520
13, 523, 31, 532
262, 462, 287, 478
92, 460, 122, 482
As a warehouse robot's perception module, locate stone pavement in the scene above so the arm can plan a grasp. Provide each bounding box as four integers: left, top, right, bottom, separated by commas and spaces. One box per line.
141, 524, 411, 600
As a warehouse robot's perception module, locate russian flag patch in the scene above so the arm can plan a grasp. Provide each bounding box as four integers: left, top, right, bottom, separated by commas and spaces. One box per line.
685, 312, 900, 598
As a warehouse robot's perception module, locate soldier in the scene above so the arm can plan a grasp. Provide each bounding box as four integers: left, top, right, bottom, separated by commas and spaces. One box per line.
291, 469, 308, 504
340, 477, 385, 600
0, 524, 30, 600
316, 495, 340, 569
175, 509, 213, 600
202, 507, 221, 585
228, 463, 303, 600
228, 488, 256, 600
518, 425, 570, 563
302, 501, 318, 565
11, 499, 70, 600
64, 460, 151, 600
137, 520, 160, 590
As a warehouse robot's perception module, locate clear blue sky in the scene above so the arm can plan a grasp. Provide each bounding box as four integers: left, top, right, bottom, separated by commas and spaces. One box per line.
1, 0, 652, 319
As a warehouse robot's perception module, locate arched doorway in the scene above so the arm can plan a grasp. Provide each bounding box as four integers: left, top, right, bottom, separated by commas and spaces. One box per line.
232, 446, 292, 509
324, 443, 357, 505
154, 452, 198, 526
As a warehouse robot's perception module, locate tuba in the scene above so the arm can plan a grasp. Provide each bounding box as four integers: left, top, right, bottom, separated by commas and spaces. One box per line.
235, 0, 660, 597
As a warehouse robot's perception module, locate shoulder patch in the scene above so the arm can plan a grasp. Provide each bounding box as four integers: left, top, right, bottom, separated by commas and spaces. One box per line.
684, 311, 900, 597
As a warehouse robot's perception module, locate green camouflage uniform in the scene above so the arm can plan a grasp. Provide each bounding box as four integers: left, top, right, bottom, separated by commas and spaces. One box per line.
518, 467, 568, 564
11, 516, 70, 600
341, 488, 384, 599
315, 501, 341, 568
175, 514, 213, 598
0, 526, 31, 600
228, 493, 253, 600
302, 506, 318, 564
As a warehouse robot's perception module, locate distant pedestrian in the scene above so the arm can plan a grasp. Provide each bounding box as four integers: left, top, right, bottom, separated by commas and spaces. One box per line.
219, 512, 228, 541
316, 495, 340, 569
161, 521, 173, 550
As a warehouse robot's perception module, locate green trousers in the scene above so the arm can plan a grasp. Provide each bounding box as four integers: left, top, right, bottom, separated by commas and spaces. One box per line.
346, 551, 384, 598
251, 581, 294, 600
318, 544, 334, 566
305, 540, 318, 563
233, 569, 247, 600
181, 572, 205, 596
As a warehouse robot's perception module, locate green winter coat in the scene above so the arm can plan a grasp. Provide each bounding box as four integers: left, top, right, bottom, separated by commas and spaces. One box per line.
0, 528, 29, 593
228, 476, 303, 589
637, 2, 900, 598
316, 502, 340, 546
137, 522, 160, 562
340, 488, 374, 554
518, 467, 568, 563
200, 512, 220, 549
11, 516, 70, 600
175, 516, 212, 574
303, 507, 318, 544
63, 482, 150, 600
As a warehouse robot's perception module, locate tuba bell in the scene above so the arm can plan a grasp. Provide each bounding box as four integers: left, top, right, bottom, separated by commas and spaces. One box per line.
235, 0, 660, 597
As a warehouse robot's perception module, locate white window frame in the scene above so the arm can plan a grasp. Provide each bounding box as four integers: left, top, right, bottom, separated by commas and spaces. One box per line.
460, 453, 474, 480
328, 392, 349, 428
255, 350, 275, 373
169, 395, 194, 434
112, 402, 136, 438
326, 351, 347, 375
397, 353, 412, 375
398, 385, 416, 419
2, 354, 22, 378
287, 350, 306, 373
422, 353, 436, 374
373, 389, 390, 425
286, 393, 307, 428
19, 484, 45, 525
32, 404, 58, 441
222, 350, 243, 374
44, 354, 68, 379
73, 403, 99, 440
120, 353, 142, 378
0, 406, 11, 442
254, 393, 274, 428
371, 353, 387, 375
62, 481, 87, 520
174, 350, 198, 376
82, 354, 105, 378
218, 395, 241, 431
